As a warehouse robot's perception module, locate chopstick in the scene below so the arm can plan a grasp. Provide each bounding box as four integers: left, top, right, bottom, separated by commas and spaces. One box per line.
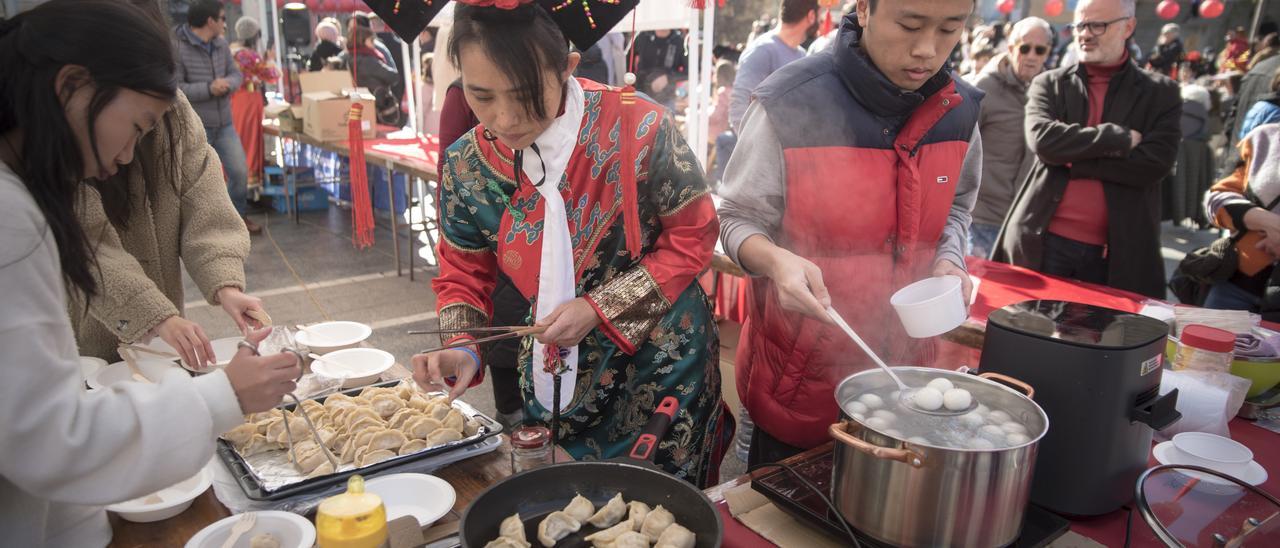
417, 326, 547, 355
117, 346, 155, 384
408, 325, 546, 336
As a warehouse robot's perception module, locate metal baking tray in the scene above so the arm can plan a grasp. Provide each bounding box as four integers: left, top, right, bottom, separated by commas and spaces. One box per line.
217, 380, 503, 501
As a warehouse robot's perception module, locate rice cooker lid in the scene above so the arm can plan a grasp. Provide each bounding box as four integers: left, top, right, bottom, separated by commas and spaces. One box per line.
1137, 464, 1280, 546
988, 300, 1169, 351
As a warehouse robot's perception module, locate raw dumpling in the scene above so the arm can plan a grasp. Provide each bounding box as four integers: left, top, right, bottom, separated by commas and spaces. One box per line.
366, 429, 408, 452
588, 493, 626, 528
500, 513, 527, 543
358, 449, 397, 467
395, 380, 416, 400
426, 428, 463, 445
398, 439, 430, 455
407, 394, 431, 411
343, 407, 382, 428
404, 416, 443, 439
223, 423, 258, 447
346, 416, 384, 436
388, 408, 419, 429
610, 531, 649, 548
641, 505, 675, 542
585, 519, 634, 544
484, 538, 530, 548
249, 532, 282, 548
429, 404, 452, 420
655, 524, 696, 548
238, 434, 279, 457
464, 418, 482, 436
306, 461, 335, 478
626, 501, 650, 531
442, 409, 466, 432
536, 511, 581, 547
370, 393, 406, 419
563, 494, 595, 522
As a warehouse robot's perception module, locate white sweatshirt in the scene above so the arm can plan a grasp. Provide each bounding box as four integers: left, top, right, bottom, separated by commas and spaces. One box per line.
0, 162, 244, 547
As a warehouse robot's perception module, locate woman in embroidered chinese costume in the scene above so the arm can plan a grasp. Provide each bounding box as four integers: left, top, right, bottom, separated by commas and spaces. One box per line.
409, 0, 724, 486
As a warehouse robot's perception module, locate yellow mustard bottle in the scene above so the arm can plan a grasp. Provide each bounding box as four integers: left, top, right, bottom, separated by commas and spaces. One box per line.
316, 475, 388, 548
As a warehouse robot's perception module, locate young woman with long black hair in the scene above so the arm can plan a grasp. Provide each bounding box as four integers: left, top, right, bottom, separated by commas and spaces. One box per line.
0, 2, 300, 544
412, 0, 726, 486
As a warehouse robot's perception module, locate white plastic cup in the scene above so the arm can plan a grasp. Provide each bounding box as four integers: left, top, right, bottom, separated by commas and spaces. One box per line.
890, 275, 968, 338
1171, 432, 1254, 478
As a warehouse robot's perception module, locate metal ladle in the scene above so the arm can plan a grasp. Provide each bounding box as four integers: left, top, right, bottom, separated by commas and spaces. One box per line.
825, 306, 976, 416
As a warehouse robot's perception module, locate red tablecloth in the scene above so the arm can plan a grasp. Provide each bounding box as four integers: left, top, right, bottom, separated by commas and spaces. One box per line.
966, 257, 1151, 322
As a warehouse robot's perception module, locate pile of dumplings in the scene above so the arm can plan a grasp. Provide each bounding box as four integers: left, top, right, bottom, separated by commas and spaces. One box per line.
221, 380, 483, 478
487, 493, 696, 548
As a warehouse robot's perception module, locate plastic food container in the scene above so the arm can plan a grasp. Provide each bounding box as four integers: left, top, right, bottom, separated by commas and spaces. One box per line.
1172, 324, 1235, 374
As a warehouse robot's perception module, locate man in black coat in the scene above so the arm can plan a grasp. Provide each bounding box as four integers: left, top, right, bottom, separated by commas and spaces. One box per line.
994, 0, 1181, 298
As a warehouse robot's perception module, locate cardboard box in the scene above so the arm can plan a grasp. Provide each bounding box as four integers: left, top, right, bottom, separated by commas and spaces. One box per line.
303, 89, 376, 141
296, 70, 376, 141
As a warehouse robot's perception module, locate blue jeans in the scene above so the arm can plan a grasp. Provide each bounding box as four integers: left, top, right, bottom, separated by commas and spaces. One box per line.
205, 125, 249, 215
1203, 281, 1263, 311
969, 222, 1001, 259
1040, 232, 1109, 285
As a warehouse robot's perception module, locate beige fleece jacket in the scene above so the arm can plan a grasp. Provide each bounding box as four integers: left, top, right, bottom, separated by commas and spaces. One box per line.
70, 90, 250, 361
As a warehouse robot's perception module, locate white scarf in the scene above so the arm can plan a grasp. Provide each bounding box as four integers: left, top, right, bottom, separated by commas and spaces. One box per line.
528, 78, 585, 413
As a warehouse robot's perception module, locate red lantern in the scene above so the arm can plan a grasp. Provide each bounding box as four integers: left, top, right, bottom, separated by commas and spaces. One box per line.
1199, 0, 1225, 18
1156, 0, 1180, 20
1044, 0, 1064, 17
997, 0, 1016, 15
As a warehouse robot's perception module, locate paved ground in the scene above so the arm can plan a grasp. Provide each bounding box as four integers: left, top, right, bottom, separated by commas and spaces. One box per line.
183, 204, 1221, 483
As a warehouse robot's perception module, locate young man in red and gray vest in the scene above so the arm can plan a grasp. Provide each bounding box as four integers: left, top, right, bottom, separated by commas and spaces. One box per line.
718, 0, 983, 465
993, 0, 1180, 299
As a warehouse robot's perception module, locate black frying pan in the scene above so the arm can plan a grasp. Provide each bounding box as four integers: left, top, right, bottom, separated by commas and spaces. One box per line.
459, 397, 723, 547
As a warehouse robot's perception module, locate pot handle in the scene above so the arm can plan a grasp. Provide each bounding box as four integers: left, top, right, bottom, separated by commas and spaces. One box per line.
829, 421, 925, 468
979, 372, 1035, 400
628, 396, 679, 462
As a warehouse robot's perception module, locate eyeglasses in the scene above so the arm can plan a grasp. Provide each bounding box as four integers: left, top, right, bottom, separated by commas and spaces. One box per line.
1072, 17, 1129, 37
1018, 43, 1050, 56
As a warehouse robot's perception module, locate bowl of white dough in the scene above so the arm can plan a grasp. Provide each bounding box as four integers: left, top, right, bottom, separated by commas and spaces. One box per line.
186, 511, 315, 548
107, 464, 213, 523
294, 321, 372, 354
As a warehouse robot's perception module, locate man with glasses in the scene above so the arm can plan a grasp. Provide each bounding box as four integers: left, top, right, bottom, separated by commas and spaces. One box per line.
175, 0, 258, 234
969, 17, 1052, 259
993, 0, 1180, 298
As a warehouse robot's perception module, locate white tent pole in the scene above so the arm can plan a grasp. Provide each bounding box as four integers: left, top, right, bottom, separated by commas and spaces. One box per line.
685, 6, 700, 164
403, 39, 418, 135
271, 1, 284, 82
698, 2, 715, 168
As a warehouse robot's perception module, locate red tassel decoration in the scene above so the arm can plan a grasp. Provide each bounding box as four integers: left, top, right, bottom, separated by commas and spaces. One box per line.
620, 78, 641, 258
689, 0, 706, 8
820, 11, 832, 36
347, 103, 376, 249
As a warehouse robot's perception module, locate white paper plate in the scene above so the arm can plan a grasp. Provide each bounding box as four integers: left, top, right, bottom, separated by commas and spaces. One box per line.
1154, 441, 1269, 486
209, 337, 242, 368
294, 321, 372, 349
365, 473, 455, 528
185, 510, 315, 548
79, 356, 107, 381
108, 465, 213, 523
87, 359, 178, 390
310, 347, 395, 381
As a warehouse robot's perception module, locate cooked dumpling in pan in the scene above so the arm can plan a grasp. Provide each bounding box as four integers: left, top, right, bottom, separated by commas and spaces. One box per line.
223, 423, 258, 447
499, 513, 527, 543
611, 531, 650, 548
366, 428, 407, 452
584, 519, 634, 544
407, 394, 431, 411
442, 409, 466, 432
464, 418, 482, 436
536, 511, 580, 547
641, 505, 675, 542
388, 408, 418, 429
655, 523, 696, 548
626, 501, 650, 531
562, 493, 594, 522
370, 393, 405, 419
484, 537, 529, 548
588, 493, 626, 528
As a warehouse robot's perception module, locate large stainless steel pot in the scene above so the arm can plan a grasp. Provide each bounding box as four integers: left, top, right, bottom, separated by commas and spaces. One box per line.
831, 367, 1049, 548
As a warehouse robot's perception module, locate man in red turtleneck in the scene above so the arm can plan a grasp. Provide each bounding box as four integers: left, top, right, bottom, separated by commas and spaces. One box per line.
994, 0, 1181, 298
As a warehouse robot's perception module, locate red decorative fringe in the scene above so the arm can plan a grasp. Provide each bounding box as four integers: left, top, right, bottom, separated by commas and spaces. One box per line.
619, 86, 641, 258
347, 103, 376, 249
821, 11, 832, 36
